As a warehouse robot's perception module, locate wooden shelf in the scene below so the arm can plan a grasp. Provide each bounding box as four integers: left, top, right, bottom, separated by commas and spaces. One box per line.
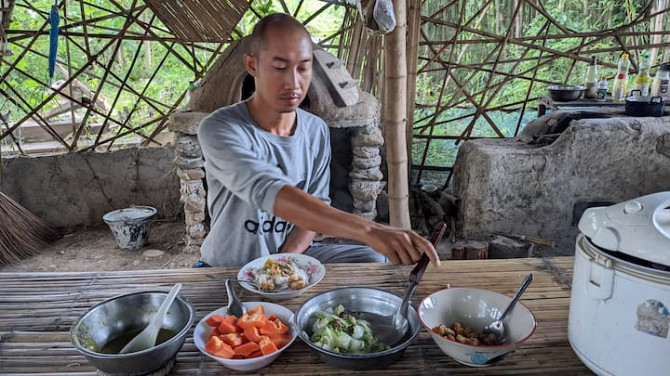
538, 95, 625, 116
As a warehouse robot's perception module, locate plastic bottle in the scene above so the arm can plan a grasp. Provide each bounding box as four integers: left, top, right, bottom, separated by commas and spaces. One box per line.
584, 56, 599, 99
596, 76, 608, 102
652, 63, 670, 100
186, 81, 196, 101
634, 52, 652, 96
612, 53, 630, 103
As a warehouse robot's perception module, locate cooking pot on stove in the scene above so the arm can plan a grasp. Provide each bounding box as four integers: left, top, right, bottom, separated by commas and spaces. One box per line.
568, 192, 670, 376
625, 89, 666, 117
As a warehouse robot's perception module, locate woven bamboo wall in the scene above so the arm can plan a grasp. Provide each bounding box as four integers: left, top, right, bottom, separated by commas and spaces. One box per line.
1, 0, 669, 190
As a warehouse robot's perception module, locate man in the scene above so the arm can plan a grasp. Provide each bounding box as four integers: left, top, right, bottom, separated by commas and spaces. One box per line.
197, 13, 439, 267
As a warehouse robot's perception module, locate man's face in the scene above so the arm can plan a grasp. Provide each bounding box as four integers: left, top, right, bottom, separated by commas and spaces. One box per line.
246, 28, 313, 113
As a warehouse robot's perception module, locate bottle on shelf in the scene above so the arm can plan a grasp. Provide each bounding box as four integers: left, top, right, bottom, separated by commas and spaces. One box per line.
596, 76, 608, 102
584, 56, 599, 99
612, 53, 631, 103
185, 81, 197, 109
634, 52, 652, 96
652, 63, 670, 100
187, 81, 196, 96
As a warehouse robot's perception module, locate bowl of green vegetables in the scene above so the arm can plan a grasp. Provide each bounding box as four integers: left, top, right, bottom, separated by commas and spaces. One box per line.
295, 286, 421, 370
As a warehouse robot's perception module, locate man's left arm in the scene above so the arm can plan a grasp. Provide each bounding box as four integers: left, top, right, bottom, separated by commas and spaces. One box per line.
281, 227, 316, 254
282, 117, 331, 255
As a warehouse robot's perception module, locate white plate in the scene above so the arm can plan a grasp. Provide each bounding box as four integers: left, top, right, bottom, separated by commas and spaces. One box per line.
237, 254, 325, 300
193, 302, 298, 371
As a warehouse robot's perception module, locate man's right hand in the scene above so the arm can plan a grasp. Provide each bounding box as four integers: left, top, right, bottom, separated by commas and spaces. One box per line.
363, 223, 440, 266
273, 185, 441, 267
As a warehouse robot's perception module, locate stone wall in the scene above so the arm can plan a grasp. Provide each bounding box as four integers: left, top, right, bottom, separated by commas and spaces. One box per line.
452, 112, 670, 253
0, 146, 181, 228
169, 112, 209, 253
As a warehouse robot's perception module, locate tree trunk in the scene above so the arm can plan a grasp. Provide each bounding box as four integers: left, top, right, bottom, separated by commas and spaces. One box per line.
384, 0, 411, 229
495, 0, 502, 34
144, 39, 152, 73
143, 13, 152, 72
117, 42, 125, 70
650, 0, 666, 65
514, 0, 523, 38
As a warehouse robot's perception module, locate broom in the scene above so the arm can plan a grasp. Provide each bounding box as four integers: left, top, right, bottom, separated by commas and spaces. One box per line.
0, 192, 62, 265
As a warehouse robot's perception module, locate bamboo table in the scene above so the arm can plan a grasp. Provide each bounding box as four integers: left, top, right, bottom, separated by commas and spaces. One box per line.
0, 257, 594, 375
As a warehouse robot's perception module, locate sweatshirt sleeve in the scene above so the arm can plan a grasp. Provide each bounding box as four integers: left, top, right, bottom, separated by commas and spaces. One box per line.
198, 113, 291, 215
307, 119, 332, 205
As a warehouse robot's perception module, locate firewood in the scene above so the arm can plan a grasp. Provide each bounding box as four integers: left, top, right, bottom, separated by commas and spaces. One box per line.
432, 190, 459, 217
417, 189, 445, 219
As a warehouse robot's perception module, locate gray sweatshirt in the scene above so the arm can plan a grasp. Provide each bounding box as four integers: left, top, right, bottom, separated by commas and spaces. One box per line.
197, 101, 331, 266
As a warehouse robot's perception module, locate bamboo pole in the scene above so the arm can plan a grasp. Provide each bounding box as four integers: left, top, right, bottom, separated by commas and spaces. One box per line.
0, 84, 72, 151
384, 0, 410, 229
97, 14, 155, 150
345, 15, 363, 80
84, 1, 143, 146
514, 21, 550, 137
406, 0, 421, 168
143, 40, 227, 147
28, 44, 169, 112
78, 0, 91, 59
415, 1, 465, 183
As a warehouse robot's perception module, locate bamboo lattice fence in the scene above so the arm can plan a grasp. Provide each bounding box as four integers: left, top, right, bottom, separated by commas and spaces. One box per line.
338, 0, 670, 188
0, 0, 345, 155
1, 0, 669, 191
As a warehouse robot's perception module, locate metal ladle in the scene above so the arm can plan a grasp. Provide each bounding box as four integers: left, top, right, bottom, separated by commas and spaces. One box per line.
482, 273, 534, 343
225, 278, 247, 318
357, 223, 447, 346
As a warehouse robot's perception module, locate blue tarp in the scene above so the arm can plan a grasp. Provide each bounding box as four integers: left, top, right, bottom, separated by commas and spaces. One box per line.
48, 3, 60, 84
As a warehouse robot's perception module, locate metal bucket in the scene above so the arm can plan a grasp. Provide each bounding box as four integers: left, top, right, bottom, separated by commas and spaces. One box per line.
103, 206, 157, 250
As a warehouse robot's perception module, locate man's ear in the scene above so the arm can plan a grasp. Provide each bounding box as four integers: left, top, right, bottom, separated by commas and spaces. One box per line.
243, 53, 256, 77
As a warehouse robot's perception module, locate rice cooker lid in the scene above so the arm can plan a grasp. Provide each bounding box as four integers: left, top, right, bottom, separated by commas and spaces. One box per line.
578, 191, 670, 267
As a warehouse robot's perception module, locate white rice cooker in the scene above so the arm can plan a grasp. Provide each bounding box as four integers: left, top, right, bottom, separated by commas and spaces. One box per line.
568, 191, 670, 376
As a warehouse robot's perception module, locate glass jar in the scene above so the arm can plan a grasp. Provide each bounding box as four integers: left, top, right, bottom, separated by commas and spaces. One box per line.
652, 63, 670, 100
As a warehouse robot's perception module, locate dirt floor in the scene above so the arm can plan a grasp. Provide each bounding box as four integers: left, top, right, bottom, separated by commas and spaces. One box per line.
0, 221, 466, 273
0, 221, 199, 273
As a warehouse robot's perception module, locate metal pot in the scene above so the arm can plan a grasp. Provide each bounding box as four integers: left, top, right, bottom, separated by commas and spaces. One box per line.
70, 291, 194, 375
568, 192, 670, 376
547, 84, 586, 102
295, 287, 421, 370
625, 89, 666, 117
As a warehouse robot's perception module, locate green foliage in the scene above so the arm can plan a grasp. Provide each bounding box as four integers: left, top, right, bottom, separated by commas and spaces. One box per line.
412, 0, 663, 183
1, 0, 663, 172
1, 0, 345, 150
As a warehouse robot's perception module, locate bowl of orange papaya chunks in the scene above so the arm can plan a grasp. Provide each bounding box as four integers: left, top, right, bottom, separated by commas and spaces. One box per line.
193, 302, 298, 371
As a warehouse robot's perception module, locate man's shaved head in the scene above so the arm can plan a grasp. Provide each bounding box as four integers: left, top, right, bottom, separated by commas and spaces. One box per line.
243, 13, 313, 116
248, 13, 311, 56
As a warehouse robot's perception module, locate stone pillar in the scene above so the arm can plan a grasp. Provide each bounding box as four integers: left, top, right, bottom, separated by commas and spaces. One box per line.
350, 122, 384, 220
168, 111, 209, 253
309, 76, 384, 221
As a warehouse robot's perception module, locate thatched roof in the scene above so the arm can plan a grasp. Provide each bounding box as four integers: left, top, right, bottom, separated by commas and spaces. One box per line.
145, 0, 250, 42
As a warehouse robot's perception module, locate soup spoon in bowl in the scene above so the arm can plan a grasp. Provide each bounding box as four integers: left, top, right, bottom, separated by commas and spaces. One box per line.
120, 283, 182, 354
482, 273, 534, 343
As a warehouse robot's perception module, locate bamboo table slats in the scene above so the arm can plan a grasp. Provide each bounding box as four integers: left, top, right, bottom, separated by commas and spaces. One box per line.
0, 256, 594, 375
